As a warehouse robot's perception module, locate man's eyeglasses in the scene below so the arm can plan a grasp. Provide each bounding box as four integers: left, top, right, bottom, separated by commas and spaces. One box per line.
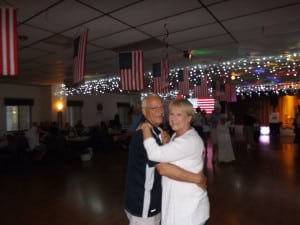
146, 106, 164, 111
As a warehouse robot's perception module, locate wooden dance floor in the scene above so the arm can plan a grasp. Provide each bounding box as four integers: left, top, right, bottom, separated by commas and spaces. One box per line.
0, 133, 299, 225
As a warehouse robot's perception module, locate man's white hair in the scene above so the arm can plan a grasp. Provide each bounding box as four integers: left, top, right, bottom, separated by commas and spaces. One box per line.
141, 93, 160, 108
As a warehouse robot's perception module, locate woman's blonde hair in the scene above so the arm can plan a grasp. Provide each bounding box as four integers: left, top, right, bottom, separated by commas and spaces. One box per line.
169, 99, 195, 120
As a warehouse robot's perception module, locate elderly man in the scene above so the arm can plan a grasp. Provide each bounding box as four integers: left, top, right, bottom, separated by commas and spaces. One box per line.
124, 93, 206, 225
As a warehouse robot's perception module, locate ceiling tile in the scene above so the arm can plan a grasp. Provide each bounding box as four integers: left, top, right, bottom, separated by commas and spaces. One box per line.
166, 23, 226, 45
78, 0, 142, 13
17, 24, 54, 48
209, 0, 298, 20
26, 0, 101, 33
111, 0, 201, 26
62, 15, 130, 41
91, 29, 149, 49
138, 8, 215, 36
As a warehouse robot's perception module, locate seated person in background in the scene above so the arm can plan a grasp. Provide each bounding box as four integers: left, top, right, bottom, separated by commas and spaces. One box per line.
74, 120, 86, 136
0, 135, 9, 149
128, 103, 143, 131
90, 121, 113, 148
45, 122, 66, 156
25, 122, 47, 160
61, 122, 71, 136
113, 104, 143, 148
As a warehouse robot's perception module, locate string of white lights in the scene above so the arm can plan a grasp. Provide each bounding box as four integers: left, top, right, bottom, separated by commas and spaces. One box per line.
60, 53, 300, 97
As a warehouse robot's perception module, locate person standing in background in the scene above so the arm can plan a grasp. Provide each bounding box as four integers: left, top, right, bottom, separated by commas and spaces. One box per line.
209, 104, 222, 164
293, 107, 300, 144
269, 109, 281, 136
243, 108, 257, 150
217, 115, 235, 163
192, 107, 204, 138
227, 111, 235, 135
200, 109, 210, 152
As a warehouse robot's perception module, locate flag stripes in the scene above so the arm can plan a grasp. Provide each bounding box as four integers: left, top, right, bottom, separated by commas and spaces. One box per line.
153, 58, 170, 93
0, 8, 18, 76
178, 68, 189, 95
120, 50, 144, 91
215, 81, 237, 102
161, 58, 170, 93
73, 29, 88, 84
197, 98, 215, 114
219, 83, 231, 101
153, 63, 161, 93
194, 76, 209, 98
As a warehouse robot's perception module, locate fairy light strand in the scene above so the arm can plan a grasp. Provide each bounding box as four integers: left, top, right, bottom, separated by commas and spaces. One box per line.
60, 53, 300, 97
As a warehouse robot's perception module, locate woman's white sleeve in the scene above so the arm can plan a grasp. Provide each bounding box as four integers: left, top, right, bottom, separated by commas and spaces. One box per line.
143, 136, 198, 162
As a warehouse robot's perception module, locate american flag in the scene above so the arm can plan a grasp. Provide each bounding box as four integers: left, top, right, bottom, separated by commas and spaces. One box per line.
119, 50, 144, 91
0, 8, 18, 76
178, 68, 190, 96
218, 81, 237, 102
194, 76, 209, 98
219, 83, 229, 101
197, 98, 215, 114
213, 80, 225, 100
152, 58, 170, 93
73, 29, 88, 84
219, 83, 228, 101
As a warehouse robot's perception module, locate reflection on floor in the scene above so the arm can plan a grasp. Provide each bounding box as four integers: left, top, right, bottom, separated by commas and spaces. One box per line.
0, 134, 299, 225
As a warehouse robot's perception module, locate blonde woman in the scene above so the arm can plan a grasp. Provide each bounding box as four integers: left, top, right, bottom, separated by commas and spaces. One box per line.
141, 99, 210, 225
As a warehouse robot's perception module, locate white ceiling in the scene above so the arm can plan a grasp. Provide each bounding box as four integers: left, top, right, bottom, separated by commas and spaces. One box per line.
1, 0, 300, 86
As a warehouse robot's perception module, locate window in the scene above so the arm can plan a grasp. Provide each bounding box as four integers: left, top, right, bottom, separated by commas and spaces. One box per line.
67, 106, 82, 127
67, 101, 83, 127
117, 102, 130, 128
4, 98, 33, 132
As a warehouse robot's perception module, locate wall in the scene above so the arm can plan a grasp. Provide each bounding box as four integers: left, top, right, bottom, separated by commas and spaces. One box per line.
0, 83, 142, 135
66, 93, 141, 127
0, 84, 52, 136
229, 95, 298, 126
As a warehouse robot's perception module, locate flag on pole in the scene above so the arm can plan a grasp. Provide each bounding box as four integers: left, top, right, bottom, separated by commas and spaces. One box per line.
73, 29, 88, 84
219, 83, 231, 102
152, 58, 170, 93
230, 83, 237, 102
161, 58, 170, 93
178, 68, 189, 96
153, 62, 161, 93
212, 80, 224, 100
194, 76, 209, 98
218, 83, 226, 101
119, 50, 144, 91
0, 8, 18, 76
215, 80, 237, 102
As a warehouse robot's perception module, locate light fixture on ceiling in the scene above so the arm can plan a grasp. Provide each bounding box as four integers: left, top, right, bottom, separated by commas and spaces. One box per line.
183, 50, 192, 59
183, 49, 218, 59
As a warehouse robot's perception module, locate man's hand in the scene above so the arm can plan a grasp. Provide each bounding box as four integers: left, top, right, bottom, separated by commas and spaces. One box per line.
161, 131, 170, 144
197, 171, 207, 190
